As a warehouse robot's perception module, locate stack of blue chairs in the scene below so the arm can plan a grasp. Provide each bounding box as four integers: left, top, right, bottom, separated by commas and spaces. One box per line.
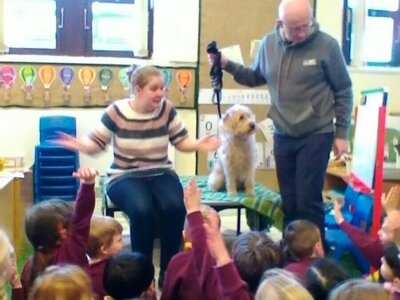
325, 187, 374, 274
34, 116, 79, 203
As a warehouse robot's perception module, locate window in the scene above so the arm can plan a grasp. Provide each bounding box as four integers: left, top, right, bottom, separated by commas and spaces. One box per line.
4, 0, 152, 58
343, 0, 400, 66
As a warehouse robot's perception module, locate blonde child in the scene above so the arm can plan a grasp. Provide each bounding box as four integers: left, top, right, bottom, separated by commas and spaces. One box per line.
328, 278, 390, 300
28, 264, 95, 300
21, 167, 98, 298
283, 219, 324, 283
255, 268, 313, 300
0, 228, 22, 300
86, 215, 124, 299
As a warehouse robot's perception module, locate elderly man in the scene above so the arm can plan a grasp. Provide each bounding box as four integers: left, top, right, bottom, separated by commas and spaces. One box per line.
208, 0, 353, 242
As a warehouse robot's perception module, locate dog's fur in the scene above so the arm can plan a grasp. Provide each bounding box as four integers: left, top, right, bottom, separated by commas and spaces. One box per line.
208, 104, 257, 196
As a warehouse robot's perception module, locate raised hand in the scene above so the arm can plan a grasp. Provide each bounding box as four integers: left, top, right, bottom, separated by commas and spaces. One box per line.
183, 177, 201, 214
72, 167, 99, 185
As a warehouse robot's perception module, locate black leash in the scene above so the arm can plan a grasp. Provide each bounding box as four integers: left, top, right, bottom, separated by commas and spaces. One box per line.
207, 41, 223, 118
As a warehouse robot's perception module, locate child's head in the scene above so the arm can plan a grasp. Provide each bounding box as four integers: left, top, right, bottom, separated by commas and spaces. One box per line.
305, 257, 350, 300
0, 228, 14, 299
103, 252, 154, 300
284, 219, 323, 260
231, 231, 281, 293
28, 264, 95, 300
328, 279, 390, 300
183, 204, 220, 244
255, 268, 313, 300
25, 199, 73, 251
380, 241, 400, 286
87, 215, 124, 260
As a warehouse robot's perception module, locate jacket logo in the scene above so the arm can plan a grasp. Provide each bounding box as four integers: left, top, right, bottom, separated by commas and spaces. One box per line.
303, 59, 317, 66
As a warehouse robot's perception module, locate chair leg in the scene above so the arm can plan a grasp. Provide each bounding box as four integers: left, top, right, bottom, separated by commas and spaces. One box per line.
236, 207, 241, 235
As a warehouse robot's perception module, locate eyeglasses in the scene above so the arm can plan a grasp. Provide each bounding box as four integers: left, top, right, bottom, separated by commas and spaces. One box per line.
283, 20, 312, 33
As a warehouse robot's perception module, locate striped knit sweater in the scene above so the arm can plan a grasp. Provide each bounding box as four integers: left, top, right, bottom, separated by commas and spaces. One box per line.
88, 98, 188, 181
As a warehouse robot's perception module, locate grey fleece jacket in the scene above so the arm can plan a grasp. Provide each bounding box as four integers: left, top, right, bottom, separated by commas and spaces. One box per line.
224, 22, 353, 139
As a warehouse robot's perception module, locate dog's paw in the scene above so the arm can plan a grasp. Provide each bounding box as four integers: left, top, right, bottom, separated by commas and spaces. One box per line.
227, 189, 238, 197
245, 189, 255, 197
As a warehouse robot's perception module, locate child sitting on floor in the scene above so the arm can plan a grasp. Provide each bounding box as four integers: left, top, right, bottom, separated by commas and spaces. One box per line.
21, 167, 98, 298
161, 178, 221, 300
283, 219, 324, 283
103, 252, 156, 300
231, 231, 282, 293
380, 241, 400, 299
87, 215, 124, 299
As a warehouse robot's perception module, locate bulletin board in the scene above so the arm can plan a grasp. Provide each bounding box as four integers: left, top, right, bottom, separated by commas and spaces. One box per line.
0, 63, 196, 108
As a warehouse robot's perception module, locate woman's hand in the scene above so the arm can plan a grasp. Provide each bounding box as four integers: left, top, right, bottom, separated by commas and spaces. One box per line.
51, 131, 81, 151
196, 134, 221, 152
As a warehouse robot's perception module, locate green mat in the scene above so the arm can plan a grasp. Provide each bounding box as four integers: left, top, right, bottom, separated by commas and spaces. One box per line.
180, 176, 283, 230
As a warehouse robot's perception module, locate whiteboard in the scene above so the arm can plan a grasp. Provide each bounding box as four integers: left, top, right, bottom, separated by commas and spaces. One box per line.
351, 89, 387, 191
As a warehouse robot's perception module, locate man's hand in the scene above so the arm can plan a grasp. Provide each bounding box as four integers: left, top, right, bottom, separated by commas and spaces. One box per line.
332, 138, 349, 160
207, 53, 228, 68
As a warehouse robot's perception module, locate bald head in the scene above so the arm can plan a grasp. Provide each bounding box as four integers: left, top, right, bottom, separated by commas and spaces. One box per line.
277, 0, 313, 43
279, 0, 312, 23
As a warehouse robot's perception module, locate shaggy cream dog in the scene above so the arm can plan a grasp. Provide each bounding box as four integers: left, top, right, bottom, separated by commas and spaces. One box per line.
208, 104, 257, 196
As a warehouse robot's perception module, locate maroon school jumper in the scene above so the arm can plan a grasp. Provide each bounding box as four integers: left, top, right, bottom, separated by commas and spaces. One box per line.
161, 211, 252, 300
284, 257, 319, 284
20, 183, 95, 299
87, 259, 108, 299
340, 221, 384, 269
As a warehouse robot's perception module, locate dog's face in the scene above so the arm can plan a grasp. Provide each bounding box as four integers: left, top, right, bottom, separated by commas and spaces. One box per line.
220, 104, 256, 137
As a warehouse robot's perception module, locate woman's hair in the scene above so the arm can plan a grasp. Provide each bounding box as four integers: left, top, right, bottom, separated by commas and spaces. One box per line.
283, 219, 321, 260
24, 199, 73, 289
305, 257, 350, 300
256, 268, 313, 300
87, 215, 123, 258
0, 229, 14, 300
103, 252, 154, 300
28, 264, 94, 300
231, 231, 282, 293
328, 278, 390, 300
130, 65, 162, 89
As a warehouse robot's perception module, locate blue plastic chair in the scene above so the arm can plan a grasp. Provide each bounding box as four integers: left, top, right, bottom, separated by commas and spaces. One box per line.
325, 193, 374, 274
39, 115, 76, 145
325, 186, 360, 228
34, 116, 79, 203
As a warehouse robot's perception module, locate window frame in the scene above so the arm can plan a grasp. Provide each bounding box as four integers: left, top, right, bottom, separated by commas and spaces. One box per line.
6, 0, 153, 58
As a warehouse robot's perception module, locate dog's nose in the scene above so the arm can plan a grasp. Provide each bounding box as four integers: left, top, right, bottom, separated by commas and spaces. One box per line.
249, 123, 255, 130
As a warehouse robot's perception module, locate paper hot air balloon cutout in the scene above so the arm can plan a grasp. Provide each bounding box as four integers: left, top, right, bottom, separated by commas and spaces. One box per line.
19, 65, 37, 102
59, 66, 75, 104
0, 65, 16, 102
118, 67, 131, 97
99, 68, 113, 104
38, 65, 56, 103
160, 68, 172, 98
78, 66, 96, 104
176, 70, 192, 103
